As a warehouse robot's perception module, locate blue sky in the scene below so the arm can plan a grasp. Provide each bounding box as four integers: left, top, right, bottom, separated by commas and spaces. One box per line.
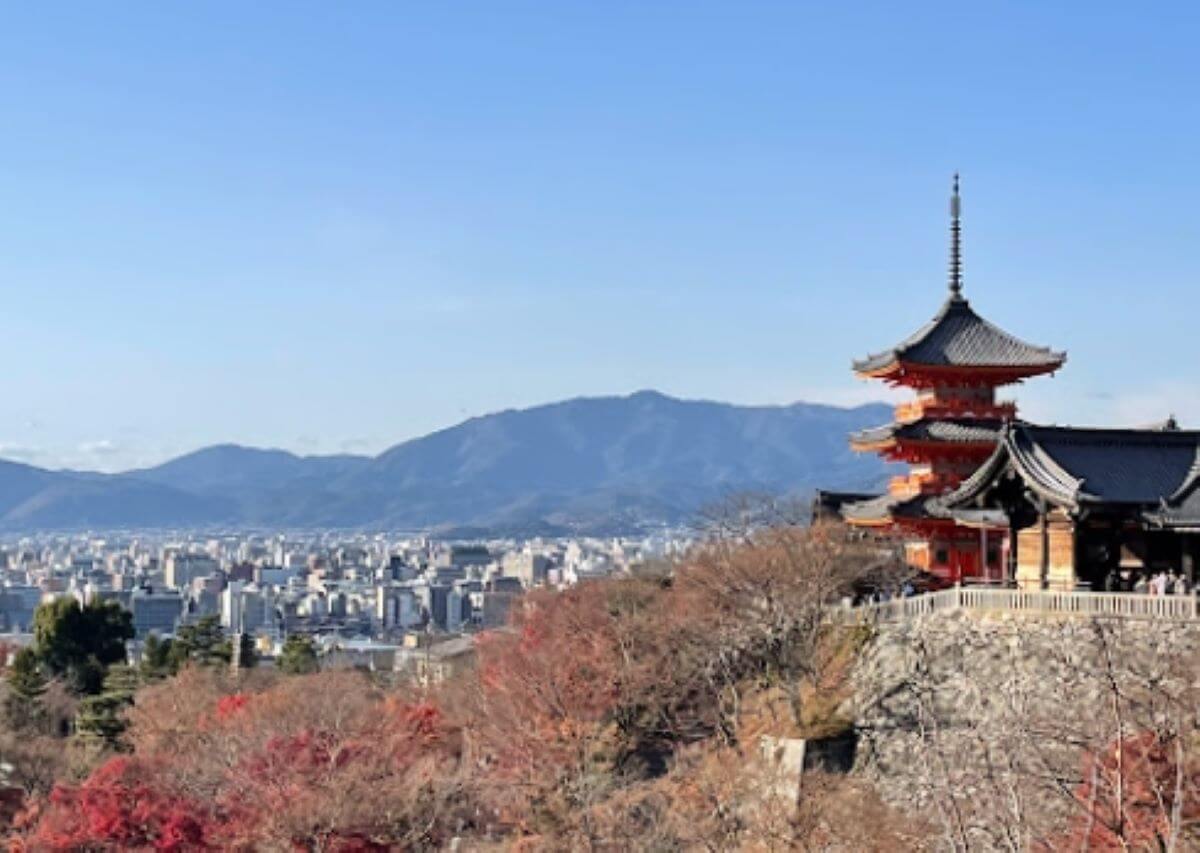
1, 2, 1198, 470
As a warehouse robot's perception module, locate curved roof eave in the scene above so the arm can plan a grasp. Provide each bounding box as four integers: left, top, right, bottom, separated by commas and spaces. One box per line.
939, 440, 1012, 508
851, 296, 1066, 375
1167, 446, 1200, 503
1006, 425, 1098, 509
941, 423, 1097, 513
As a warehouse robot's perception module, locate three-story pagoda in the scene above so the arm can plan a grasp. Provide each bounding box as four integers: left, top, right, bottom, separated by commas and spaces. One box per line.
841, 176, 1066, 581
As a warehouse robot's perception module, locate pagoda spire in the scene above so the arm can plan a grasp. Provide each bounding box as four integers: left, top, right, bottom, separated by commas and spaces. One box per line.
949, 173, 963, 298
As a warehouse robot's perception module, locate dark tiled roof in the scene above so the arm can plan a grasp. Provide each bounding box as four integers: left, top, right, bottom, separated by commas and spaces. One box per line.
1151, 482, 1200, 529
943, 423, 1200, 525
941, 437, 1014, 505
853, 296, 1066, 374
850, 418, 1003, 447
841, 493, 953, 524
1013, 425, 1200, 505
813, 489, 879, 510
949, 508, 1010, 528
811, 490, 881, 522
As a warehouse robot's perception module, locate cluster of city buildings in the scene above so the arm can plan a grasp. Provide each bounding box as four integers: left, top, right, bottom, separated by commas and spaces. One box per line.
0, 530, 686, 678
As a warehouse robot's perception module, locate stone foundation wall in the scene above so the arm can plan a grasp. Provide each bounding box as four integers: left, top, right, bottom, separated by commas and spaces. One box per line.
847, 610, 1200, 846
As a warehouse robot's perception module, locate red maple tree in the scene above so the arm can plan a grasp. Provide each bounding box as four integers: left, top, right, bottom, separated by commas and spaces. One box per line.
1039, 730, 1200, 850
14, 756, 212, 851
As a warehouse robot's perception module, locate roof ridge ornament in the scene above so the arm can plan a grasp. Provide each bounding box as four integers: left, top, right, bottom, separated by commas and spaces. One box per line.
949, 173, 963, 299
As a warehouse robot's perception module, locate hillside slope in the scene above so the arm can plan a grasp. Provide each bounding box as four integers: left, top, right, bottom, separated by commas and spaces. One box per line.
0, 392, 893, 531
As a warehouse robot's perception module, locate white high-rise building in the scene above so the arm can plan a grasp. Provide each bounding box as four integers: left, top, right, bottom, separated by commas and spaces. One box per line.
164, 553, 219, 590
222, 582, 274, 635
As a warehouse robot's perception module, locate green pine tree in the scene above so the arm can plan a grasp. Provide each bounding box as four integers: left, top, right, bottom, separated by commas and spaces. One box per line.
75, 664, 139, 751
31, 598, 134, 696
140, 634, 176, 681
170, 615, 231, 670
277, 635, 319, 675
3, 648, 47, 733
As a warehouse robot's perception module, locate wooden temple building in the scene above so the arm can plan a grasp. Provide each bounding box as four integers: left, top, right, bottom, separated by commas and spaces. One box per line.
819, 176, 1200, 591
831, 176, 1066, 582
941, 422, 1200, 590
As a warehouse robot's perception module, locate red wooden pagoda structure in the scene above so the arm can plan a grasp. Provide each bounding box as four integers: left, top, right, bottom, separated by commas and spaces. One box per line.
840, 176, 1066, 582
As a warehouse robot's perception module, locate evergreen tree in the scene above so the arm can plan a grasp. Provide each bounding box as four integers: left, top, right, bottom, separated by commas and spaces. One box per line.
169, 615, 230, 670
277, 635, 319, 675
75, 664, 139, 751
4, 647, 47, 732
140, 634, 176, 681
68, 656, 107, 697
32, 598, 134, 696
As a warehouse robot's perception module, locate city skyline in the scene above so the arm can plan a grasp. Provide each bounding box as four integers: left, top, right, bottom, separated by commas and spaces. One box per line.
3, 3, 1200, 470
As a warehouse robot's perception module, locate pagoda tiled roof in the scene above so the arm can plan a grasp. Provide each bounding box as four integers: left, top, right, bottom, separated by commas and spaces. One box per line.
850, 418, 1004, 447
942, 422, 1200, 527
852, 296, 1066, 375
840, 492, 954, 525
812, 489, 880, 511
811, 489, 881, 522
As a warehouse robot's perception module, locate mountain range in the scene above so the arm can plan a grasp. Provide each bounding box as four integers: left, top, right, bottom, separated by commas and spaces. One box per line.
0, 391, 893, 534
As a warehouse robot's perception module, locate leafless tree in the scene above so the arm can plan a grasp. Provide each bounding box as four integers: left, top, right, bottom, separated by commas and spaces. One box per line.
886, 615, 1200, 851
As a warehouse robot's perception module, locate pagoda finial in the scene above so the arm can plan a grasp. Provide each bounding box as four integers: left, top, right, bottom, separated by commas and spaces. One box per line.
948, 173, 963, 298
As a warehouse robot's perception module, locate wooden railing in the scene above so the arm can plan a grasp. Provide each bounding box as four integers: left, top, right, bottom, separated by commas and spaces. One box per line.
834, 587, 1200, 623
893, 399, 1017, 424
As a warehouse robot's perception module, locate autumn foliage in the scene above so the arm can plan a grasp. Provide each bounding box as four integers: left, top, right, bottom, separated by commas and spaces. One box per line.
1036, 730, 1200, 851
9, 521, 928, 850
14, 668, 465, 850
463, 520, 908, 844
12, 757, 209, 852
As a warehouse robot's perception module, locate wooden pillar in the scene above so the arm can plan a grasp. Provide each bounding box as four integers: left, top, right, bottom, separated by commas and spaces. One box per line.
1040, 505, 1050, 591
1075, 523, 1092, 590
1007, 517, 1019, 585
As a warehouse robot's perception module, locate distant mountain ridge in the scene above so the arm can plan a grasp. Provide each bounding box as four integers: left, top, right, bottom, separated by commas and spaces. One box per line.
0, 391, 894, 533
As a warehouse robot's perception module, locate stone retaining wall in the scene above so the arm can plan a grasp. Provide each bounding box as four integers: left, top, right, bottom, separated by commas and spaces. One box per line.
847, 610, 1200, 846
